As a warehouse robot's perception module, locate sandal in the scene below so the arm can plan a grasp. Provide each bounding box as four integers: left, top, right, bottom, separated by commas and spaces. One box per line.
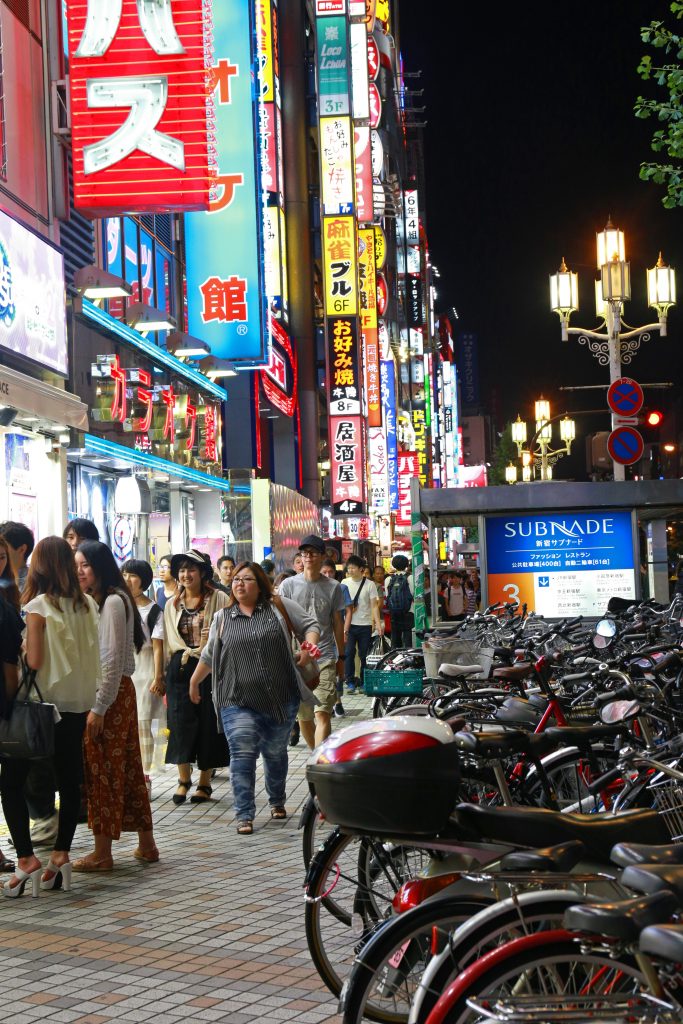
190, 785, 213, 804
71, 855, 114, 873
270, 806, 287, 820
133, 846, 160, 863
236, 820, 253, 835
172, 778, 192, 805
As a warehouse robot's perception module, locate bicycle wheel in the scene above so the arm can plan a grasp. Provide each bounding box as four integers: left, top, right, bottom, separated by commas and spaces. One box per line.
424, 931, 644, 1024
340, 894, 491, 1024
411, 889, 588, 1024
521, 743, 621, 811
305, 827, 434, 998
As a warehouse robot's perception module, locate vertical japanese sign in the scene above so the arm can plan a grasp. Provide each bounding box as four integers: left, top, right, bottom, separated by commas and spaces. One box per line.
258, 0, 288, 320
331, 416, 365, 516
404, 190, 419, 243
412, 407, 428, 486
317, 15, 350, 115
354, 126, 373, 223
368, 425, 388, 512
184, 0, 269, 363
358, 227, 381, 427
458, 332, 480, 407
66, 0, 212, 215
381, 359, 399, 511
396, 451, 419, 527
320, 117, 354, 214
349, 21, 370, 121
323, 216, 358, 315
328, 318, 360, 415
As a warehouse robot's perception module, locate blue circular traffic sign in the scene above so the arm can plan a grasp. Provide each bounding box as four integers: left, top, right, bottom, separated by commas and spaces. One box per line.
607, 377, 644, 417
607, 426, 644, 465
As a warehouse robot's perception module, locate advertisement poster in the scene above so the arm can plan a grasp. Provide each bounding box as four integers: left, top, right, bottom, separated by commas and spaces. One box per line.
485, 510, 636, 616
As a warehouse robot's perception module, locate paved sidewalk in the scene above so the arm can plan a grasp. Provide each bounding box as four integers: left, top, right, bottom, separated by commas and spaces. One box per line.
0, 695, 372, 1023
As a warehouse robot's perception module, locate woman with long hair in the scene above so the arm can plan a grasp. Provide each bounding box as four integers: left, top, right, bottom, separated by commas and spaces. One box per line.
188, 561, 319, 835
74, 541, 158, 870
0, 537, 101, 897
164, 550, 230, 805
0, 534, 23, 877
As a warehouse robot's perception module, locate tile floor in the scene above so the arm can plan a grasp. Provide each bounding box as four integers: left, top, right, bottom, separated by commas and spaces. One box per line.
0, 696, 371, 1023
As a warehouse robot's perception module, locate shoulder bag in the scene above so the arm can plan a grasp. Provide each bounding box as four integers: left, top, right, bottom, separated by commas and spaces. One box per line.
272, 596, 320, 690
0, 661, 56, 760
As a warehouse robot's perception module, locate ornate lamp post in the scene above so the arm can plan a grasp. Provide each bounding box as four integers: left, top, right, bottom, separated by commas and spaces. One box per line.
549, 219, 675, 480
511, 399, 575, 481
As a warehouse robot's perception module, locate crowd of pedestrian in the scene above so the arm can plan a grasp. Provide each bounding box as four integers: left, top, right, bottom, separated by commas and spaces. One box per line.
0, 513, 481, 896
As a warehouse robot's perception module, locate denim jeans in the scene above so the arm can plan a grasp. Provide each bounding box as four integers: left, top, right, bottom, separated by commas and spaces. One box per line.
220, 701, 299, 821
344, 624, 373, 687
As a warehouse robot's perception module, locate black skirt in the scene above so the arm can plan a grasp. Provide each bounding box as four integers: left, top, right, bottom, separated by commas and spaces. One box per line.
164, 650, 230, 770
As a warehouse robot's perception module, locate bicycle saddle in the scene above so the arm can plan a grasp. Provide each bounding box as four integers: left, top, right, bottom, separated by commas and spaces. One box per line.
564, 890, 677, 941
493, 698, 541, 729
492, 663, 532, 680
500, 839, 585, 873
439, 663, 483, 678
640, 923, 683, 962
622, 864, 683, 905
453, 729, 559, 760
612, 842, 683, 868
454, 803, 670, 863
543, 723, 629, 747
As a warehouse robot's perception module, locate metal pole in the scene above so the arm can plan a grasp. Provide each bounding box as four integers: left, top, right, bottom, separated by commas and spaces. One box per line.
607, 301, 626, 482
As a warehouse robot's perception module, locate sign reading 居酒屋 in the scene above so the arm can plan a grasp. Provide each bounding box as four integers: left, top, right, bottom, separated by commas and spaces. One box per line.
66, 0, 212, 215
485, 510, 636, 617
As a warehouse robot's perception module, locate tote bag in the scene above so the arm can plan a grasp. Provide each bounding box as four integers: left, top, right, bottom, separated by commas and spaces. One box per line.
0, 664, 56, 760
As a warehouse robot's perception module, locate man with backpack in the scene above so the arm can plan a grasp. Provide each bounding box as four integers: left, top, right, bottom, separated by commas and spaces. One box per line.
386, 554, 414, 649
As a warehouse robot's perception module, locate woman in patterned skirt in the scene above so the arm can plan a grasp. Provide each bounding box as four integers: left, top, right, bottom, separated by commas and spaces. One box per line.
74, 542, 159, 870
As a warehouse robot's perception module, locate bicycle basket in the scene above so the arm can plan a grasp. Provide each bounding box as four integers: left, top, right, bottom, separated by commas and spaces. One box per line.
649, 774, 683, 842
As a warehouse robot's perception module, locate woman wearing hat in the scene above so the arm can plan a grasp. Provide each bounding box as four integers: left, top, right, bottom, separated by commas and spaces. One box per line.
164, 550, 230, 806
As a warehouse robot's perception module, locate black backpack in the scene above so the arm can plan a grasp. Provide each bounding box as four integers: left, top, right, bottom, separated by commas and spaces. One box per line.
386, 574, 413, 614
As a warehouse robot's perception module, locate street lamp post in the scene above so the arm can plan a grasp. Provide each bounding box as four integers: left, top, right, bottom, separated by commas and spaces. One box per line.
549, 219, 676, 481
510, 399, 575, 482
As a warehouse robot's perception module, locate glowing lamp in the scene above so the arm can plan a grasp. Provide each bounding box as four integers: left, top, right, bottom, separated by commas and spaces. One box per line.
596, 220, 626, 268
549, 258, 578, 315
505, 464, 518, 484
511, 415, 527, 447
647, 253, 676, 328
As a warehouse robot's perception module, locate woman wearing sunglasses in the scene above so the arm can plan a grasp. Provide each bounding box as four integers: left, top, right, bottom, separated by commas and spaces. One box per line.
187, 561, 319, 835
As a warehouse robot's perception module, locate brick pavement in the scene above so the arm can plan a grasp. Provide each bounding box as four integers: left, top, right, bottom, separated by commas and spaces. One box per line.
0, 695, 373, 1024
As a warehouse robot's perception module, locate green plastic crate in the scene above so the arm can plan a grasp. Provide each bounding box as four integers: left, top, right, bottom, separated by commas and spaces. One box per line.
363, 669, 424, 695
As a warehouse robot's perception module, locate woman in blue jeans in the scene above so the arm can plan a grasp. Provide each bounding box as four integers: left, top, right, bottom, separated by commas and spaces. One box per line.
188, 562, 319, 835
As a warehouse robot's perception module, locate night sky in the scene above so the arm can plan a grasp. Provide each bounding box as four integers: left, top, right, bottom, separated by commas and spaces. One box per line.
398, 0, 683, 459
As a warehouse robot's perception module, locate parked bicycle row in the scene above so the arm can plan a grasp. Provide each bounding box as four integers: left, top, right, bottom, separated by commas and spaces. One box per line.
298, 596, 683, 1023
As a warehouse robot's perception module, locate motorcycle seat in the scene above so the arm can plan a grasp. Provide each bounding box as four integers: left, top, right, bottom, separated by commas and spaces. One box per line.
622, 864, 683, 905
612, 843, 683, 868
640, 923, 683, 962
500, 839, 585, 874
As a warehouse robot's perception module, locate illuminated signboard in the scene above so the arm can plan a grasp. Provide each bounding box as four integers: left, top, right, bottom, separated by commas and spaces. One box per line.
0, 209, 67, 375
317, 15, 350, 116
65, 0, 212, 215
358, 227, 381, 427
380, 359, 399, 511
396, 451, 418, 526
354, 126, 373, 223
331, 415, 365, 516
323, 216, 358, 315
412, 406, 428, 486
185, 0, 269, 363
350, 22, 370, 121
316, 0, 346, 14
368, 425, 388, 512
485, 511, 636, 616
404, 189, 419, 244
261, 319, 297, 417
327, 317, 361, 415
320, 116, 354, 215
407, 275, 423, 328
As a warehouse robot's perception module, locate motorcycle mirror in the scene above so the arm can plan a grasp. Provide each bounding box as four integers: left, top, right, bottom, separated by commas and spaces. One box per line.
595, 618, 617, 638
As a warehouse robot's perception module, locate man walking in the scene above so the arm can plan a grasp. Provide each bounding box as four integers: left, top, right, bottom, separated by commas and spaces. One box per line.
342, 556, 383, 692
386, 554, 414, 649
279, 536, 346, 748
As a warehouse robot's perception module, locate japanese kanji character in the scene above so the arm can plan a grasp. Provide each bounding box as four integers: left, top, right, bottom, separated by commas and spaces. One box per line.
335, 421, 355, 442
200, 276, 248, 323
204, 405, 218, 462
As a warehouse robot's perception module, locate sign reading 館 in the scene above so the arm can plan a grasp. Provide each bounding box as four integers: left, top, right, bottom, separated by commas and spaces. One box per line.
66, 0, 213, 215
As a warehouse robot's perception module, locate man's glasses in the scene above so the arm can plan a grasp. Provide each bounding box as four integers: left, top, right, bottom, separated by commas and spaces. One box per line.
300, 550, 321, 558
233, 577, 257, 585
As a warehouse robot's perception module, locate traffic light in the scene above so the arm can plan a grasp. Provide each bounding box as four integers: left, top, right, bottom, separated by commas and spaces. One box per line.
644, 409, 664, 429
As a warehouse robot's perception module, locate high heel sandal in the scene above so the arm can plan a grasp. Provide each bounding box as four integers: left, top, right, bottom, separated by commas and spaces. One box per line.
40, 859, 72, 892
172, 778, 192, 805
3, 865, 41, 899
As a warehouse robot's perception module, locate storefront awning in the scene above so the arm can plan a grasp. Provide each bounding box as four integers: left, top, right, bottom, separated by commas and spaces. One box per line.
83, 434, 232, 491
0, 363, 89, 430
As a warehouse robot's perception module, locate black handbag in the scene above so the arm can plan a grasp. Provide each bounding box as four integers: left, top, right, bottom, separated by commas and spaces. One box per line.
0, 663, 56, 760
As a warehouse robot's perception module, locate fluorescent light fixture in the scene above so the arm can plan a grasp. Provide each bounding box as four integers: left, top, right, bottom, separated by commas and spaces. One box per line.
125, 301, 176, 334
74, 264, 132, 299
200, 357, 237, 379
166, 330, 210, 359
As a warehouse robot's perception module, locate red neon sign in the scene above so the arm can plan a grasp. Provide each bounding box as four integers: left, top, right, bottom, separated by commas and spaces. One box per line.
260, 319, 298, 418
66, 0, 212, 215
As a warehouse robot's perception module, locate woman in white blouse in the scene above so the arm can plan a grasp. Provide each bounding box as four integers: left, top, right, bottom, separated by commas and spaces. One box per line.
74, 542, 158, 871
1, 536, 101, 897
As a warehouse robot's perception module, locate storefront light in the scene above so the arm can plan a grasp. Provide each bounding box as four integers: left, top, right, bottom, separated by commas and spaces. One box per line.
74, 265, 132, 300
125, 302, 176, 335
166, 331, 210, 360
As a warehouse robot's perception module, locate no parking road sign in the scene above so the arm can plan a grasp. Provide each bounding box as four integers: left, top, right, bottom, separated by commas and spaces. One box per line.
607, 377, 644, 418
607, 425, 644, 465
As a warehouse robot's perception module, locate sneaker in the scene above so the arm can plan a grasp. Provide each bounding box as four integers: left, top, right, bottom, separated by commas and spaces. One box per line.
346, 683, 356, 694
30, 811, 59, 846
334, 702, 346, 717
289, 721, 300, 747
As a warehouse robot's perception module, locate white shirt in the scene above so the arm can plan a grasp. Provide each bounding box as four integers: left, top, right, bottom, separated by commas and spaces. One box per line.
95, 591, 136, 716
343, 577, 378, 627
23, 593, 102, 713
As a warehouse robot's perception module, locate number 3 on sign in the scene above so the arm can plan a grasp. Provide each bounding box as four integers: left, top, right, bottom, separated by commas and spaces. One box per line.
502, 582, 520, 606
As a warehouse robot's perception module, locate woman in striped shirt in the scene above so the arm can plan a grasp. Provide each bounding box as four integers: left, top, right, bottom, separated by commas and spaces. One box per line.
188, 562, 319, 835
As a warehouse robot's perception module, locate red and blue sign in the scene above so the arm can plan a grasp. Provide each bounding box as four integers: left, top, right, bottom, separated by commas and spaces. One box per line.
607, 377, 644, 417
607, 425, 644, 465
